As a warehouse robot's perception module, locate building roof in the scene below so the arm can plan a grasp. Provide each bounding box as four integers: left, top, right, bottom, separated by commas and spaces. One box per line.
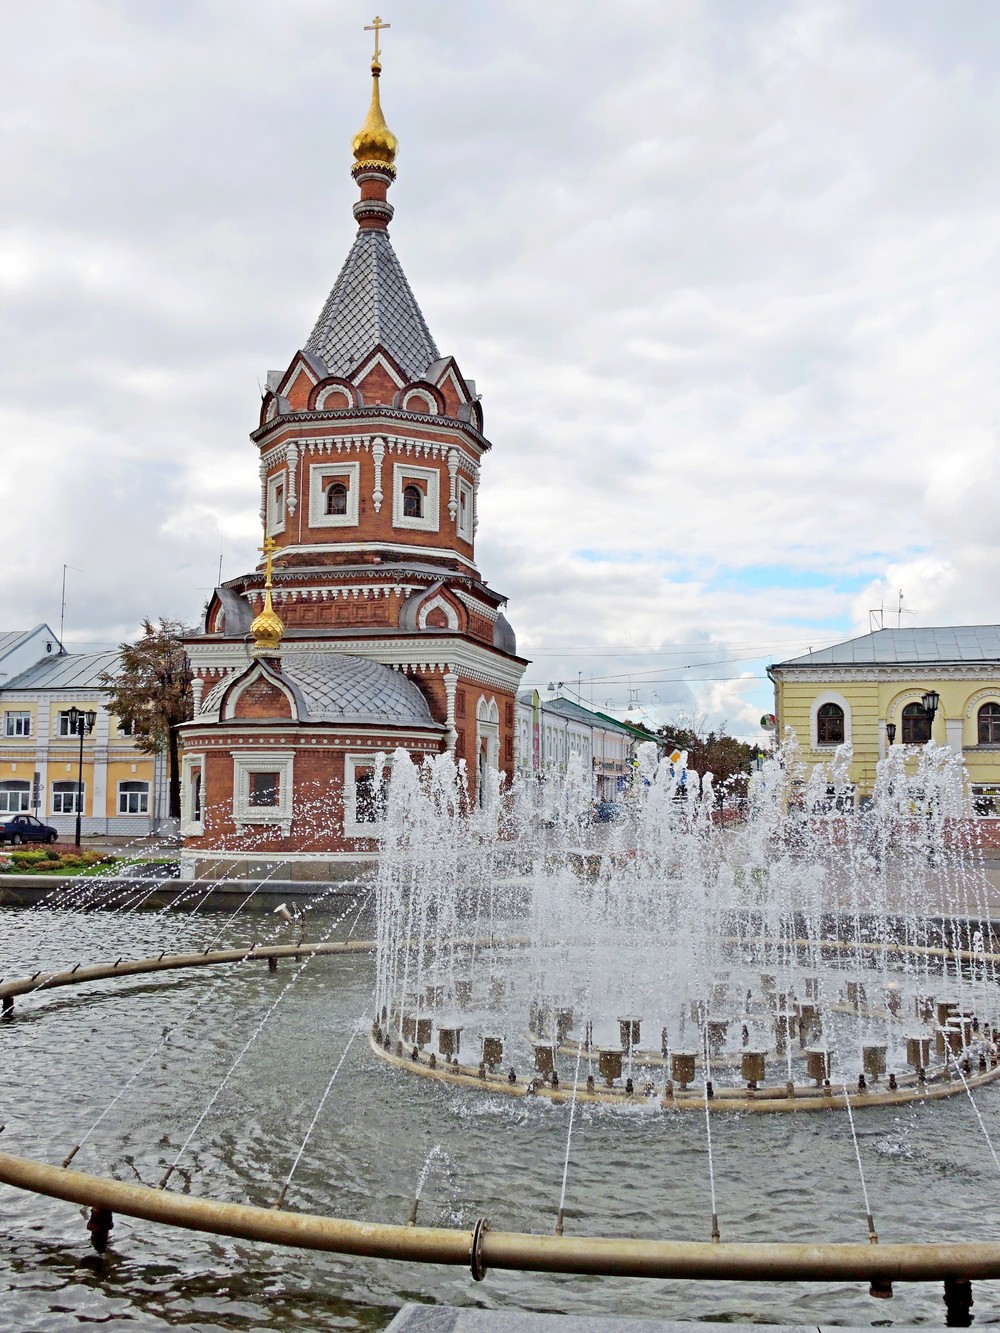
304, 228, 440, 381
2, 650, 120, 691
771, 626, 1000, 669
201, 650, 441, 728
538, 696, 635, 735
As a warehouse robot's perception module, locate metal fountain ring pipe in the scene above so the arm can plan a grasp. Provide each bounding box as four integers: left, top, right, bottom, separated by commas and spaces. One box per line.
2, 1148, 1000, 1283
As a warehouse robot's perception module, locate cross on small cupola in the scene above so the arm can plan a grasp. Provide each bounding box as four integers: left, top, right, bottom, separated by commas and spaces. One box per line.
365, 14, 390, 64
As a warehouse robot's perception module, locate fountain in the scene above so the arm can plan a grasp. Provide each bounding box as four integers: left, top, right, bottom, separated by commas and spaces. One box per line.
371, 739, 1000, 1112
3, 736, 1000, 1327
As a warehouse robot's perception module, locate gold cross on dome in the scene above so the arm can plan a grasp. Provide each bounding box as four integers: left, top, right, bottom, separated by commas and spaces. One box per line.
259, 534, 277, 587
365, 14, 390, 62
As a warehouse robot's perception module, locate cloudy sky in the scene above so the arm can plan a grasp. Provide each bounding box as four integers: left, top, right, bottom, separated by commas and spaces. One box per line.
4, 1, 1000, 739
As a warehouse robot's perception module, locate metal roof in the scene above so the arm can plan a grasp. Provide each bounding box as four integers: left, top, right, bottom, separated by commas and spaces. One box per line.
201, 651, 441, 728
543, 696, 634, 734
771, 626, 1000, 669
2, 650, 120, 691
305, 228, 439, 381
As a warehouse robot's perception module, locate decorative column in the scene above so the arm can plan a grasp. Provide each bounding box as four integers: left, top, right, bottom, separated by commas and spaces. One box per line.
444, 669, 459, 751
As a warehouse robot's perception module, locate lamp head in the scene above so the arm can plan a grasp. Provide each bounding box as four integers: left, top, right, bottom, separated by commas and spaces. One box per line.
921, 690, 940, 720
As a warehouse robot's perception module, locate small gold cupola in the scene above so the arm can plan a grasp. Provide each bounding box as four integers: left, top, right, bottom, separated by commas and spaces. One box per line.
352, 16, 398, 175
251, 536, 285, 654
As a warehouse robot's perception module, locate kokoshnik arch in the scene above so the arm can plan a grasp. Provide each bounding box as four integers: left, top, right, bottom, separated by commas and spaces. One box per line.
179, 36, 527, 880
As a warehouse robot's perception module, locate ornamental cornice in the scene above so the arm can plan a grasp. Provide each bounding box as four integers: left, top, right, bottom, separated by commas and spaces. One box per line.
772, 664, 1000, 684
250, 405, 491, 455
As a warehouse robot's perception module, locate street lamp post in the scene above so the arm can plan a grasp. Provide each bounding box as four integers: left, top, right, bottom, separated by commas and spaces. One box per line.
66, 706, 96, 848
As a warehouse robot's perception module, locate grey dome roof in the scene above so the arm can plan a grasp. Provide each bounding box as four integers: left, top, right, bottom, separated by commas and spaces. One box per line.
202, 651, 440, 728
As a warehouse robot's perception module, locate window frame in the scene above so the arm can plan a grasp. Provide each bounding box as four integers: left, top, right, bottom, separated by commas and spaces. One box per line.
231, 750, 294, 832
0, 780, 31, 813
816, 702, 845, 746
977, 702, 1000, 746
117, 780, 150, 815
52, 780, 84, 815
392, 463, 440, 532
266, 471, 287, 535
4, 710, 31, 737
343, 755, 389, 838
309, 461, 360, 529
901, 701, 932, 745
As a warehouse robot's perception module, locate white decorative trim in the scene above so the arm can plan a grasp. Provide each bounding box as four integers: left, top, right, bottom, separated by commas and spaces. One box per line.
231, 749, 295, 833
221, 668, 298, 722
308, 460, 360, 529
453, 589, 499, 623
343, 753, 389, 837
457, 476, 474, 541
444, 670, 459, 751
285, 442, 298, 516
392, 463, 440, 532
353, 350, 405, 390
180, 752, 204, 836
402, 388, 438, 415
448, 448, 459, 521
417, 594, 460, 631
372, 437, 385, 513
964, 688, 1000, 719
809, 692, 852, 751
266, 471, 287, 536
258, 457, 268, 525
315, 384, 353, 411
251, 541, 478, 571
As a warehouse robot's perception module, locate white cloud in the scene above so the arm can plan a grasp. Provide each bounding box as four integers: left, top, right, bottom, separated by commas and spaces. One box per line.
3, 0, 999, 739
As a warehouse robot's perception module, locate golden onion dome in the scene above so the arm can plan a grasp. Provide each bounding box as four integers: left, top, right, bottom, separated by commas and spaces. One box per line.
352, 59, 398, 172
250, 590, 285, 653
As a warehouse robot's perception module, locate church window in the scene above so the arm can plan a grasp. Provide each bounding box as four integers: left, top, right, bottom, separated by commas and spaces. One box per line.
52, 781, 83, 814
118, 780, 149, 815
267, 472, 287, 535
978, 702, 1000, 745
0, 780, 30, 813
457, 477, 474, 541
249, 771, 280, 807
902, 701, 932, 745
354, 766, 383, 823
816, 703, 845, 745
4, 711, 30, 737
309, 461, 359, 528
392, 463, 439, 532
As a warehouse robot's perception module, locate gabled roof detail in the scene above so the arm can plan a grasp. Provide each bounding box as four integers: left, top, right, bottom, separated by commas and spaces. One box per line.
305, 228, 439, 382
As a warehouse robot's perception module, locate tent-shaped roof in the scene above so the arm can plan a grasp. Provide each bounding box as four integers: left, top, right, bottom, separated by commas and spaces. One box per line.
304, 228, 439, 381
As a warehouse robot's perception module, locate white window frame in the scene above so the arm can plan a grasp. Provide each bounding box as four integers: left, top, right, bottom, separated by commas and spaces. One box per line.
392, 463, 440, 533
180, 753, 204, 837
52, 781, 83, 815
4, 710, 31, 737
0, 780, 30, 813
456, 476, 474, 541
117, 780, 150, 815
809, 692, 852, 750
266, 471, 287, 535
232, 750, 295, 834
308, 460, 360, 529
343, 754, 389, 838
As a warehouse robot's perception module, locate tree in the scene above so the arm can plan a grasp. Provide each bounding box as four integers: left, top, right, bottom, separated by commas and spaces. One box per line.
658, 719, 756, 803
100, 619, 194, 820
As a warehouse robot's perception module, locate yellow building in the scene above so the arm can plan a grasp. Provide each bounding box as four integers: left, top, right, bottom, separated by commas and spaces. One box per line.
768, 626, 1000, 811
0, 627, 168, 837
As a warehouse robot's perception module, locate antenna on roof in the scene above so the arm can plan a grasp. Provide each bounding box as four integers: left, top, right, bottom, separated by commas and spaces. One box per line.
59, 564, 81, 654
869, 606, 884, 633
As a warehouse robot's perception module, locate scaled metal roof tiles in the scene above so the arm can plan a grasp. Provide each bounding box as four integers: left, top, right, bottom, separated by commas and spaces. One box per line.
305, 228, 439, 381
772, 626, 1000, 668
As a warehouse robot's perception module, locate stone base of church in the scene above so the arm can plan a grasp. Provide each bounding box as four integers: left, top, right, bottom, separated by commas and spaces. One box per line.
179, 849, 378, 883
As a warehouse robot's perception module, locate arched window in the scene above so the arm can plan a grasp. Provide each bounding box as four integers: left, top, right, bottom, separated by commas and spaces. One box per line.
978, 702, 1000, 745
901, 701, 932, 745
325, 482, 348, 516
816, 702, 845, 745
403, 484, 422, 518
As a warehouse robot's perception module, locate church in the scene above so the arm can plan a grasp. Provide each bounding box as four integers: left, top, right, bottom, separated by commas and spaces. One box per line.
179, 30, 527, 879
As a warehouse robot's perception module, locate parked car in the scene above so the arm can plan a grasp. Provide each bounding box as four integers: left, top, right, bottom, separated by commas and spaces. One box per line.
0, 813, 58, 844
592, 801, 626, 823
